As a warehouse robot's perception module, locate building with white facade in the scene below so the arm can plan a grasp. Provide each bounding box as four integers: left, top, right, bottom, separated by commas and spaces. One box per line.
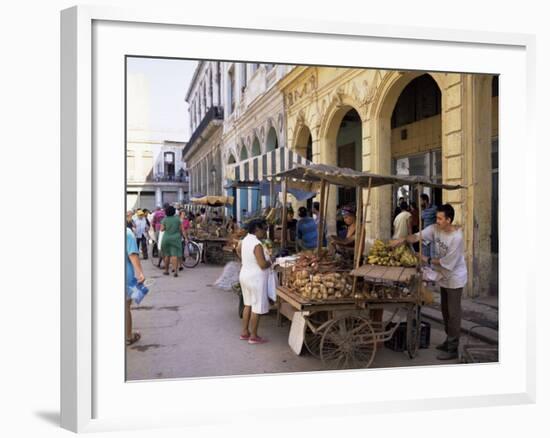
126, 73, 189, 210
184, 62, 294, 221
182, 61, 224, 205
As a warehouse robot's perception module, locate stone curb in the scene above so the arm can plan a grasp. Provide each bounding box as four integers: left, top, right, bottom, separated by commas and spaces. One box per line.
421, 306, 499, 346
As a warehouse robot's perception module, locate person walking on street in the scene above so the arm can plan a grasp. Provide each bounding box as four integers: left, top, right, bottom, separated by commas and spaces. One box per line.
126, 226, 145, 346
152, 205, 166, 258
391, 204, 467, 360
237, 219, 272, 344
160, 205, 183, 277
134, 210, 149, 259
126, 210, 136, 232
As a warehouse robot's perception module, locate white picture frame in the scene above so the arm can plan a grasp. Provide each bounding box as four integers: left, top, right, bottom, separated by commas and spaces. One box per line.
61, 5, 536, 433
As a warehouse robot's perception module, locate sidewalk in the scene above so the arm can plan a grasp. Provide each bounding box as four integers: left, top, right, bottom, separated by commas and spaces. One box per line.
422, 288, 499, 345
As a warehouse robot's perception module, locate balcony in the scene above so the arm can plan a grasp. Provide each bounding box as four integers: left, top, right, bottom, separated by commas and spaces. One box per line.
184, 106, 224, 160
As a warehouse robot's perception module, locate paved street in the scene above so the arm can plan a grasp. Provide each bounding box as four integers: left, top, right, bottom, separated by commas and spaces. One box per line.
126, 256, 493, 381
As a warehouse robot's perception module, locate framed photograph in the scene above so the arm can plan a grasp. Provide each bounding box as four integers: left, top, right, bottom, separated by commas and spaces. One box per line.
61, 5, 536, 433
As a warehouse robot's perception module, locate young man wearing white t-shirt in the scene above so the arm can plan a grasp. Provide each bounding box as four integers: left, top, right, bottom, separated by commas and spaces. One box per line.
391, 204, 467, 360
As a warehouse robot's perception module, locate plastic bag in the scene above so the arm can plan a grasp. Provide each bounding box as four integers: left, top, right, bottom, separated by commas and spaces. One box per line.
127, 277, 149, 304
266, 270, 277, 302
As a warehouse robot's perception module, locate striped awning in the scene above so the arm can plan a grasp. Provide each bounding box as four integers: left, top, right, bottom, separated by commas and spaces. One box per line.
225, 147, 312, 183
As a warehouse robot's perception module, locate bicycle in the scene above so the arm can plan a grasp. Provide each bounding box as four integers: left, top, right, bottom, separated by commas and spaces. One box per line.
181, 237, 202, 268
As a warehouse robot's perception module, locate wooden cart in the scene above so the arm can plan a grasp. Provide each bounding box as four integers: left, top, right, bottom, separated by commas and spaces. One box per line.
273, 163, 464, 369
276, 265, 422, 369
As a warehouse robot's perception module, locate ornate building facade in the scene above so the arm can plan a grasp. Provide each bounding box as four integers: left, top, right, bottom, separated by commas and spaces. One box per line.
278, 67, 499, 297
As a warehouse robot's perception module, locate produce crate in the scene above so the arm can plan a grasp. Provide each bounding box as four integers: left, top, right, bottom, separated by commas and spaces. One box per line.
384, 321, 431, 352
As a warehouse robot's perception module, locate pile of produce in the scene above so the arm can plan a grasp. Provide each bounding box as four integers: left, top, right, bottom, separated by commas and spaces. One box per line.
286, 251, 354, 300
367, 240, 417, 267
292, 271, 354, 300
360, 284, 412, 300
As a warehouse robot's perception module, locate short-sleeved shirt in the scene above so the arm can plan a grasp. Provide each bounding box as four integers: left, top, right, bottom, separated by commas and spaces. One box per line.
152, 210, 166, 232
417, 224, 468, 289
422, 205, 437, 228
297, 217, 319, 249
126, 228, 139, 293
393, 211, 412, 239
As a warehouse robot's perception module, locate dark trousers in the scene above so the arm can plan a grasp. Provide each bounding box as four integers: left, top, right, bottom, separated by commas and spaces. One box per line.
440, 287, 463, 351
136, 235, 148, 259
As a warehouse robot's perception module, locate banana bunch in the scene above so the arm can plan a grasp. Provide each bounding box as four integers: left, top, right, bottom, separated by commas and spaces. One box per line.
367, 239, 417, 267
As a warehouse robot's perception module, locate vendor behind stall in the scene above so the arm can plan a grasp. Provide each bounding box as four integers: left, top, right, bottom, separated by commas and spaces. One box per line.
296, 206, 318, 251
286, 207, 297, 244
328, 206, 356, 256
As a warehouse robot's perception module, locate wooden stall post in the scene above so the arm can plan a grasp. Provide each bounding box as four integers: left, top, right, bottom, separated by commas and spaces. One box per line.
281, 177, 288, 249
417, 183, 424, 301
353, 186, 363, 270
358, 177, 373, 262
317, 180, 327, 256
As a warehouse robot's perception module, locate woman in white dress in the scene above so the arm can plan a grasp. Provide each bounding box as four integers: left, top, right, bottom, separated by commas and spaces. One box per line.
237, 219, 272, 344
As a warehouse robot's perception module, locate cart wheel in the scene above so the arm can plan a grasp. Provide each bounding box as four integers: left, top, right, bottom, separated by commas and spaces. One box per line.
303, 311, 330, 358
320, 315, 377, 369
406, 304, 422, 359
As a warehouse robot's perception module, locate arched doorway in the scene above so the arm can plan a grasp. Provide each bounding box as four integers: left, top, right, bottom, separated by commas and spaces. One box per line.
266, 126, 278, 152
250, 137, 261, 213
390, 74, 442, 219
295, 125, 314, 211
336, 109, 362, 211
321, 104, 363, 236
265, 127, 279, 208
227, 152, 237, 218
371, 73, 443, 239
238, 145, 249, 223
391, 74, 442, 214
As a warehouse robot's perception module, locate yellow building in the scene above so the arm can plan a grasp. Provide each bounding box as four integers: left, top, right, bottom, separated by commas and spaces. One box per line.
278, 67, 498, 298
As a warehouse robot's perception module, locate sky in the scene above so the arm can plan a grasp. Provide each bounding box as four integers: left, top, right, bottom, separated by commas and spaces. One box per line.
127, 57, 198, 142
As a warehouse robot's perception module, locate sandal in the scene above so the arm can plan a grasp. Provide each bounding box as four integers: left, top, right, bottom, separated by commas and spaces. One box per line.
174, 273, 178, 277
126, 332, 141, 346
248, 336, 268, 345
163, 271, 169, 276
239, 334, 250, 340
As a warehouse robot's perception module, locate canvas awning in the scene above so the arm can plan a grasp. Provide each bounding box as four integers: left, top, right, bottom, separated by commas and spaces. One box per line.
225, 147, 313, 183
190, 195, 234, 206
273, 163, 464, 190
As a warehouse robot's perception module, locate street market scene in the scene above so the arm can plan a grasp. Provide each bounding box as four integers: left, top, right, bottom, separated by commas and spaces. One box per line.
125, 58, 499, 380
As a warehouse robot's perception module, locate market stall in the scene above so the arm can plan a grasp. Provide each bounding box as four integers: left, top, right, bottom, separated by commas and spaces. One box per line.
188, 195, 239, 264
272, 163, 464, 369
225, 146, 315, 252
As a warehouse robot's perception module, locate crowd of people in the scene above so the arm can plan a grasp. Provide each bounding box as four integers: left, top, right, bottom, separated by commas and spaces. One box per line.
126, 194, 467, 360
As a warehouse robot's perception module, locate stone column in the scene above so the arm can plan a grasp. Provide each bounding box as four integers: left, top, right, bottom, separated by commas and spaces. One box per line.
178, 187, 184, 203
213, 62, 220, 107
460, 74, 493, 297
320, 131, 338, 236
155, 187, 162, 207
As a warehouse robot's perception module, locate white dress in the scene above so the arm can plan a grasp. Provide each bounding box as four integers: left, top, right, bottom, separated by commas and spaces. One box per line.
239, 234, 270, 315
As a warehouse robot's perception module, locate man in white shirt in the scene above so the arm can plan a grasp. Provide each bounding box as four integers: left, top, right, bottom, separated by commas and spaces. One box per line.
391, 204, 467, 360
133, 210, 150, 260
392, 201, 412, 239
